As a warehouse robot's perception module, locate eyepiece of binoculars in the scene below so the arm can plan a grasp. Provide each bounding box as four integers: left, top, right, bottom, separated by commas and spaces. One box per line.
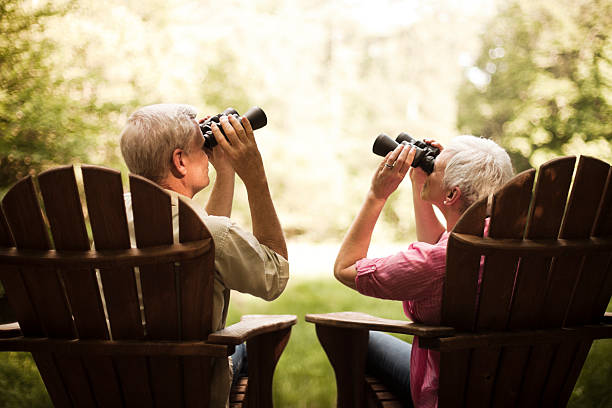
372, 133, 439, 174
200, 106, 267, 149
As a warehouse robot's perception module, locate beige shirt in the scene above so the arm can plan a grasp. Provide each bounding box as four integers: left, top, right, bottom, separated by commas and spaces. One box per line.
124, 191, 289, 407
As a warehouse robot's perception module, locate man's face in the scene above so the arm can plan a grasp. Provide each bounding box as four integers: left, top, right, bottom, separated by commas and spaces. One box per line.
183, 123, 210, 194
420, 153, 448, 204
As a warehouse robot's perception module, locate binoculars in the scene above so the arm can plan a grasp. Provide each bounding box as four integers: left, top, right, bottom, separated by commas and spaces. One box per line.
200, 106, 267, 149
372, 133, 440, 174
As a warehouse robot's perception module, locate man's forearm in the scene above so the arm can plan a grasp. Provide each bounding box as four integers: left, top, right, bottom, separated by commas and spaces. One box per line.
205, 171, 235, 217
244, 176, 287, 259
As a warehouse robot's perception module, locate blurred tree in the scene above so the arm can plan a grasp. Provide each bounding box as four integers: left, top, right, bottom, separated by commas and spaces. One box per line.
0, 0, 121, 189
457, 0, 612, 171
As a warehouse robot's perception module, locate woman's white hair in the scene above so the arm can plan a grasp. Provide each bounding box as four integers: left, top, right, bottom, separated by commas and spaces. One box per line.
120, 104, 200, 183
441, 135, 514, 209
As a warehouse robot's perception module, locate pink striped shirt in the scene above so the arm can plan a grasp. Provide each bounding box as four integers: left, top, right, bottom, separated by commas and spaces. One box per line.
355, 231, 450, 408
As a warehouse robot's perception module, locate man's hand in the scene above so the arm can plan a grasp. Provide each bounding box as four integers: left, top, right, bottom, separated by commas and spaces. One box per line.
200, 116, 234, 176
370, 143, 415, 201
211, 114, 287, 259
211, 115, 265, 185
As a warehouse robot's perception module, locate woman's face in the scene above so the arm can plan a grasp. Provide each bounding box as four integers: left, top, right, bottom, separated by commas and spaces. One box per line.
421, 153, 449, 205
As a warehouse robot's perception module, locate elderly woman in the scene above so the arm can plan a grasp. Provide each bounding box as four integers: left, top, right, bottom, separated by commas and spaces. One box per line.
334, 135, 513, 408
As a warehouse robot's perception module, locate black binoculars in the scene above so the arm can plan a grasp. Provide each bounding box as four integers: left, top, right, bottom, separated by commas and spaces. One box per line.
200, 106, 267, 149
372, 133, 440, 174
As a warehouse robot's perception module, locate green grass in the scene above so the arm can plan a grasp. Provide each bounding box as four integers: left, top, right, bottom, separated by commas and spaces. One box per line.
0, 278, 609, 407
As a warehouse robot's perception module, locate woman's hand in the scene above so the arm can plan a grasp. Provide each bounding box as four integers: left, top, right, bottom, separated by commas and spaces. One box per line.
370, 143, 416, 201
409, 139, 444, 191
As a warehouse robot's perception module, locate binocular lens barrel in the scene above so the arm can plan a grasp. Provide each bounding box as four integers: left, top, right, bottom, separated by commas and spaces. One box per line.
200, 106, 267, 149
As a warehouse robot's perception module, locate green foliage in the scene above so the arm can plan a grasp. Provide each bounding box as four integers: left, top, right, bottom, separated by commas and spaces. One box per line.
0, 353, 50, 407
457, 0, 612, 170
0, 0, 122, 189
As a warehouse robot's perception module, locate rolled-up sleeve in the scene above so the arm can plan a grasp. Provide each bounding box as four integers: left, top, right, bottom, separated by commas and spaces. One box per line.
354, 237, 447, 302
205, 215, 289, 301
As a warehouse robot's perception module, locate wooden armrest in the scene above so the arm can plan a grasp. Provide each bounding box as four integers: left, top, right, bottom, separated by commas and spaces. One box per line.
604, 312, 612, 324
208, 314, 297, 345
305, 312, 455, 338
0, 322, 21, 338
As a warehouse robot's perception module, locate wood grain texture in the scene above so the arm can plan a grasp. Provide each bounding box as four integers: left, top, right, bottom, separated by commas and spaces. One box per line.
210, 315, 298, 345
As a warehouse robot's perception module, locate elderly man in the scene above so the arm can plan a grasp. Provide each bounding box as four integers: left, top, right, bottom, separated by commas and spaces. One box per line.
334, 135, 513, 407
120, 104, 288, 407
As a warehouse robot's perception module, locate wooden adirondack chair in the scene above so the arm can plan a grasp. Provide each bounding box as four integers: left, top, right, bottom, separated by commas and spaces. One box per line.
306, 155, 612, 407
0, 164, 296, 408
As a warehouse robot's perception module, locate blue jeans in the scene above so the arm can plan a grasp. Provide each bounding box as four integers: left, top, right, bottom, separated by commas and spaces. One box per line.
366, 331, 414, 407
230, 342, 248, 387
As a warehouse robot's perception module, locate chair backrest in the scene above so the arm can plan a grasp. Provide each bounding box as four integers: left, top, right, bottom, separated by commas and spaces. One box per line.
0, 164, 219, 407
437, 155, 612, 407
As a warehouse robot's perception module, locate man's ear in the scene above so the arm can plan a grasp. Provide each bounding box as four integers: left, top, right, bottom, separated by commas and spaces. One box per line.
170, 148, 187, 178
443, 187, 462, 206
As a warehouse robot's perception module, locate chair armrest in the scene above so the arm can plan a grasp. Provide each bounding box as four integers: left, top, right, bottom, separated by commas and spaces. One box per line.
305, 312, 455, 338
604, 312, 612, 324
0, 322, 21, 338
208, 314, 297, 345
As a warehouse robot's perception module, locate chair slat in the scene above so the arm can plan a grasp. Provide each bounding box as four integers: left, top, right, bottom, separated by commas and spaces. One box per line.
130, 174, 182, 407
183, 356, 212, 408
32, 353, 73, 407
540, 341, 580, 406
179, 198, 215, 339
2, 176, 49, 249
179, 199, 216, 408
566, 167, 612, 325
0, 266, 42, 336
81, 165, 131, 250
477, 169, 535, 330
38, 165, 89, 251
0, 208, 14, 247
541, 156, 609, 328
438, 350, 469, 407
55, 357, 98, 407
442, 196, 487, 331
82, 356, 125, 408
130, 175, 178, 338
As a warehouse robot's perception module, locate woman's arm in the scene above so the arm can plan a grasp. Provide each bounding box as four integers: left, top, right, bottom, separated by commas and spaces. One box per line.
334, 144, 415, 289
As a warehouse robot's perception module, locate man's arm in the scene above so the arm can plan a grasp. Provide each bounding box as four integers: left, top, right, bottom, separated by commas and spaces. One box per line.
204, 160, 235, 217
211, 115, 287, 259
334, 144, 414, 289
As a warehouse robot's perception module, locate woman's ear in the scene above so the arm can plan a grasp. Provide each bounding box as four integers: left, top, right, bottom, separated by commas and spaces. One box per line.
443, 187, 462, 206
170, 148, 187, 178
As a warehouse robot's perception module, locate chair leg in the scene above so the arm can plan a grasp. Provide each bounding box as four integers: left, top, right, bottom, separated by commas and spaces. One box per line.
245, 327, 292, 408
315, 325, 369, 408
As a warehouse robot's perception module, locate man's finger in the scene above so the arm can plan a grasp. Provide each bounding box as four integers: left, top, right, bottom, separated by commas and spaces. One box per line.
219, 116, 240, 146
228, 115, 247, 143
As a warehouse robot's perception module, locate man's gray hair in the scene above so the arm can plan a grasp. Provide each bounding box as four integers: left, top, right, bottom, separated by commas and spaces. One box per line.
120, 104, 200, 183
441, 135, 514, 209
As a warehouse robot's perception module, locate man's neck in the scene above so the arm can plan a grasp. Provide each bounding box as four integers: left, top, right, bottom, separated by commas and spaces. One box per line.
160, 177, 194, 199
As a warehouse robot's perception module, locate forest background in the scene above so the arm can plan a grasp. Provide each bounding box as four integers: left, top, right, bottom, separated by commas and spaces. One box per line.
0, 0, 610, 406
